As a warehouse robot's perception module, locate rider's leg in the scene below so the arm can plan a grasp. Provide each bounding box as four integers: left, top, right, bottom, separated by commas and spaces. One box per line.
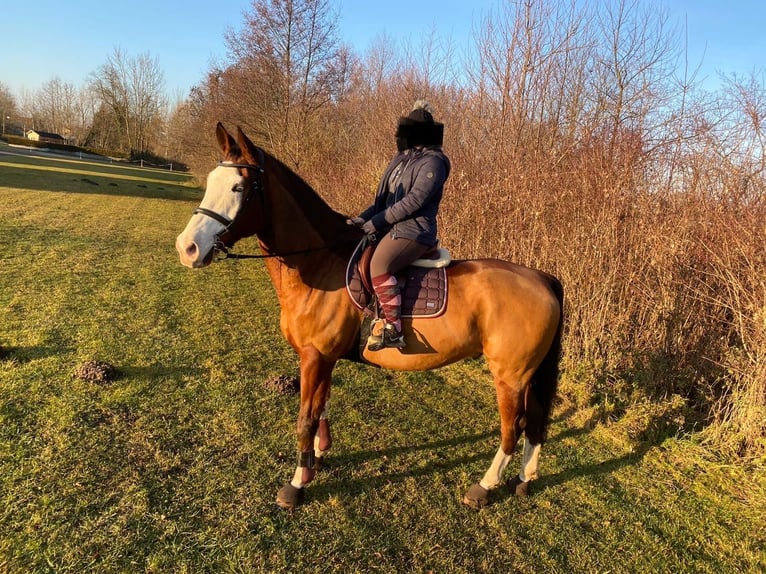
369, 235, 431, 347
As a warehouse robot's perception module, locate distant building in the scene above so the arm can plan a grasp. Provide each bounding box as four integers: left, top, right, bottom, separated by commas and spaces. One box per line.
26, 130, 66, 144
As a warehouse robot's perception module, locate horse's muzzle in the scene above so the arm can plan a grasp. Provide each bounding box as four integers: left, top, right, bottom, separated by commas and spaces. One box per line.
175, 235, 214, 268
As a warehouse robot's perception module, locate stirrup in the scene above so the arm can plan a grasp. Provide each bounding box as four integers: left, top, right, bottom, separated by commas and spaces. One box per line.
366, 319, 384, 349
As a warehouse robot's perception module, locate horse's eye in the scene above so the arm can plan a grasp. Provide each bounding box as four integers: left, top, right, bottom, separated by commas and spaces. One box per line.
233, 184, 246, 193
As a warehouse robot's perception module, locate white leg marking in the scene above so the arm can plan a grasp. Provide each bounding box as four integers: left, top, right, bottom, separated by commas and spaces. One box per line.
289, 466, 304, 489
479, 447, 513, 490
291, 405, 329, 489
519, 439, 541, 482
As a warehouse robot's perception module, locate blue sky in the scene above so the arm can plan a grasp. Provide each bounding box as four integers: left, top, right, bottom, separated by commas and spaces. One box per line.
1, 0, 764, 100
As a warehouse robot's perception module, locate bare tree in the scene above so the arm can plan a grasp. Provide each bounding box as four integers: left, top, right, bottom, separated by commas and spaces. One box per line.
223, 0, 344, 166
467, 0, 592, 163
0, 82, 17, 135
129, 52, 167, 153
72, 85, 98, 146
588, 0, 678, 154
89, 48, 166, 154
30, 78, 80, 141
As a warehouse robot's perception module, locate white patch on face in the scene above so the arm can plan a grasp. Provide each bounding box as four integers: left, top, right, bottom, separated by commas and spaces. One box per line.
175, 165, 247, 267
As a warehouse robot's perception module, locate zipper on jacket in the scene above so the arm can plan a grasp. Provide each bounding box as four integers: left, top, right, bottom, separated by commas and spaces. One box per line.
390, 152, 417, 239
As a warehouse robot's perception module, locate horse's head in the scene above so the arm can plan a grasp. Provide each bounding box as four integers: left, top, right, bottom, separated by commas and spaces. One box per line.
175, 123, 266, 268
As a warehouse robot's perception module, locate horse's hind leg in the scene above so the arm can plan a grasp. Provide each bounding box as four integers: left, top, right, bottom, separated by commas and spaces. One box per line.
507, 384, 546, 496
504, 438, 541, 497
463, 377, 525, 509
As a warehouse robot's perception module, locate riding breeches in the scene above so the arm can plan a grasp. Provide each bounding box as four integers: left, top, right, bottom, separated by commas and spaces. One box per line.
370, 235, 431, 329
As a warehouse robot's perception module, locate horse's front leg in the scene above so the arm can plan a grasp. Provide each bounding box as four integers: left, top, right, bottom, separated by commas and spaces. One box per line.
276, 345, 334, 509
313, 402, 332, 470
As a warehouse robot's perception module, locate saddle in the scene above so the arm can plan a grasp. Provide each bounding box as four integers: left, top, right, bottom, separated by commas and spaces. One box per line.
345, 238, 451, 318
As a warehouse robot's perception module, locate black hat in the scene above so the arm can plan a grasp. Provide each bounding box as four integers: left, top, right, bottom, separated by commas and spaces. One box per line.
395, 100, 444, 150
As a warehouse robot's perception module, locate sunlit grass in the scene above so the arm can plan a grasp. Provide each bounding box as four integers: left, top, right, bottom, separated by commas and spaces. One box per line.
0, 155, 764, 573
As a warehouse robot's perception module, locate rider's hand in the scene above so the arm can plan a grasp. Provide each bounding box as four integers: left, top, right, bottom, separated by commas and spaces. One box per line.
361, 220, 376, 235
346, 216, 365, 227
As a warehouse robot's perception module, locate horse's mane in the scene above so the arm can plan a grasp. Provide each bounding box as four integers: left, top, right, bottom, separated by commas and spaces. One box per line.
262, 150, 362, 251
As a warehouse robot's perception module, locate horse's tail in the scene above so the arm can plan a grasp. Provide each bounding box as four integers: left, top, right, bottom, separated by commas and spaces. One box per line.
528, 274, 564, 444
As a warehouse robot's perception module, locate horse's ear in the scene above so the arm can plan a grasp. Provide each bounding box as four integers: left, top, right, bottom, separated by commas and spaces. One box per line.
215, 122, 239, 157
235, 126, 261, 167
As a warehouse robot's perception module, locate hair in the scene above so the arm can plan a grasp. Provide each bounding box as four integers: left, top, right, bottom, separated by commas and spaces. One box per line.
412, 100, 435, 116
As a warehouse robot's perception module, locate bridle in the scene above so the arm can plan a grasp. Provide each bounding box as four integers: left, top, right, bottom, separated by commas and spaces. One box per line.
191, 151, 360, 261
192, 158, 266, 259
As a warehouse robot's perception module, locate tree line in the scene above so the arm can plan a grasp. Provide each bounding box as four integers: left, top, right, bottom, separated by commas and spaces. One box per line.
2, 48, 168, 159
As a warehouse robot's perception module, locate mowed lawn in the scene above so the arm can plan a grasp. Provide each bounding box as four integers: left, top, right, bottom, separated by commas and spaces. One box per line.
0, 149, 764, 573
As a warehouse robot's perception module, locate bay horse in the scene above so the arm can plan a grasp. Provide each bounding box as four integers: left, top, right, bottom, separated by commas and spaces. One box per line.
175, 124, 564, 510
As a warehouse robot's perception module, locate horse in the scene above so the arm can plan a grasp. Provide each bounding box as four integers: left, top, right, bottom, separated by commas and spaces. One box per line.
175, 124, 564, 510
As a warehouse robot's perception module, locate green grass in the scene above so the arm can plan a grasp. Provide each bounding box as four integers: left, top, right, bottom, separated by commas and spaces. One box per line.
0, 154, 764, 573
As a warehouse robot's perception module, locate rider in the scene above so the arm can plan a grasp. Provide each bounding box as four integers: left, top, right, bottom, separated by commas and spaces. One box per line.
348, 100, 451, 350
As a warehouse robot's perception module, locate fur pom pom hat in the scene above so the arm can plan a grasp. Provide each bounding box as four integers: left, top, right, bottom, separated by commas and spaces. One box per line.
395, 100, 444, 151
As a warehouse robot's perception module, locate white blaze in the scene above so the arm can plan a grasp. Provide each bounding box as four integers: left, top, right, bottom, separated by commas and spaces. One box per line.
175, 165, 247, 267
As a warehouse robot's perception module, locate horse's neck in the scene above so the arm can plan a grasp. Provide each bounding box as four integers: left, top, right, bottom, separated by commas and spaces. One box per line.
259, 238, 350, 313
263, 161, 350, 253
258, 161, 357, 302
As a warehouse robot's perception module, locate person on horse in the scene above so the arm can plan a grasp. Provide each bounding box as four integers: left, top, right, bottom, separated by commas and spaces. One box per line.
348, 100, 451, 351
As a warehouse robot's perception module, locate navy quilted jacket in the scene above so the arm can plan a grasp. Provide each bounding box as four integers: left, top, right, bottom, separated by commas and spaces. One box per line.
359, 147, 451, 246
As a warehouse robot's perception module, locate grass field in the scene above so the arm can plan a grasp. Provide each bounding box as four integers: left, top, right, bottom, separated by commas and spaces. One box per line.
0, 149, 764, 573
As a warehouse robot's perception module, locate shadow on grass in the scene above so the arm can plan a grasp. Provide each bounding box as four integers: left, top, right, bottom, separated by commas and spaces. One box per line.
307, 430, 496, 501
533, 445, 652, 492
0, 162, 200, 202
268, 358, 685, 507
0, 345, 60, 362
116, 364, 205, 381
489, 420, 672, 507
306, 405, 675, 508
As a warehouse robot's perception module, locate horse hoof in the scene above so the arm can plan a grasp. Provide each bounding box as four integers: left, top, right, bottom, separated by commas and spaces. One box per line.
462, 483, 490, 509
508, 475, 530, 497
276, 483, 304, 510
313, 456, 324, 471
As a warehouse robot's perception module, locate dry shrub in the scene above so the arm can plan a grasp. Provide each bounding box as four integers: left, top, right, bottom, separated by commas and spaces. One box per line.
438, 118, 764, 456
691, 208, 766, 456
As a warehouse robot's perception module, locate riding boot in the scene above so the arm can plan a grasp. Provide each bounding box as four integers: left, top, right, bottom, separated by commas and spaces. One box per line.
368, 322, 406, 351
382, 323, 405, 348
367, 273, 404, 351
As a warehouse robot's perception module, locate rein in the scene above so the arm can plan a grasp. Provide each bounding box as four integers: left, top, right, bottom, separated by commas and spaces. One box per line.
214, 238, 360, 261
196, 158, 361, 262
